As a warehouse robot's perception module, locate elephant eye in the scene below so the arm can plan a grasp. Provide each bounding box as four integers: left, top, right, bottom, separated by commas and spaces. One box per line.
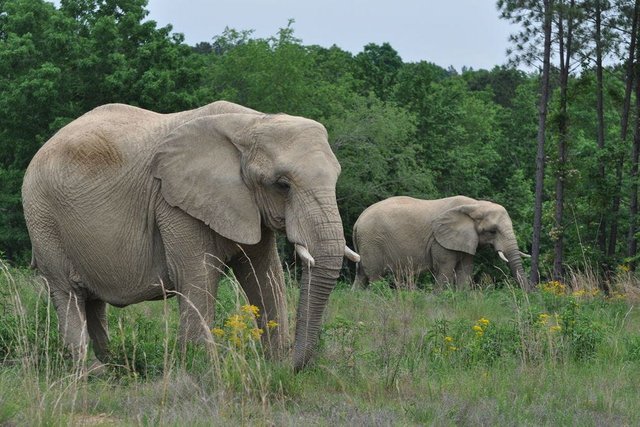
274, 178, 291, 192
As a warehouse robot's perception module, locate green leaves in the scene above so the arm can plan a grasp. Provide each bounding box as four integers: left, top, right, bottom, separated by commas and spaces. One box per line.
327, 94, 436, 229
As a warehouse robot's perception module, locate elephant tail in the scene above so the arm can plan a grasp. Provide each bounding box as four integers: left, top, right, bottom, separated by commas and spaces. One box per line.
351, 224, 369, 289
30, 252, 37, 269
352, 223, 360, 261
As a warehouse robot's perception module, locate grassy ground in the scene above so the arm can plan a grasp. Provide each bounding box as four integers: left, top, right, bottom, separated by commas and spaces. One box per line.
2, 261, 640, 426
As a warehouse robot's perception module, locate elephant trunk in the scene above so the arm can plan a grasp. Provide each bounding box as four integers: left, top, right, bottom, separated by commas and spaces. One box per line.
504, 243, 530, 291
290, 203, 344, 371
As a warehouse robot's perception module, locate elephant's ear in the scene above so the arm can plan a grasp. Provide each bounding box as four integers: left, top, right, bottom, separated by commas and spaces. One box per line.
151, 114, 261, 245
433, 205, 479, 255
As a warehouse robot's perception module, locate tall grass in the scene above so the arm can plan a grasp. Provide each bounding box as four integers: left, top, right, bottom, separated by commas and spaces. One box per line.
1, 260, 640, 425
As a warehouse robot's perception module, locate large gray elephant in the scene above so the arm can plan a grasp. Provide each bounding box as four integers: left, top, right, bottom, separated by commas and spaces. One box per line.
352, 196, 530, 290
22, 100, 359, 371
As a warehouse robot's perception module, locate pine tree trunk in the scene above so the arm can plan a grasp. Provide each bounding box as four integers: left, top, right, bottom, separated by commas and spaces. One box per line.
628, 45, 640, 269
531, 0, 554, 285
553, 0, 574, 281
595, 0, 607, 259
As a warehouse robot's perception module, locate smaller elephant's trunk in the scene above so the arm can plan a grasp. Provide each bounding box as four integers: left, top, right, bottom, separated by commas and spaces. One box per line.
505, 246, 530, 291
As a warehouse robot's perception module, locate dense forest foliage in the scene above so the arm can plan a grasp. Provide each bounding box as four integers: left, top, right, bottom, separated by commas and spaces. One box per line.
1, 0, 639, 286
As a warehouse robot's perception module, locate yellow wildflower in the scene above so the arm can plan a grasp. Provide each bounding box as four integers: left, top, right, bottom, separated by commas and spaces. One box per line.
225, 314, 247, 330
231, 336, 243, 347
538, 313, 550, 324
250, 328, 264, 340
618, 264, 630, 273
267, 320, 278, 329
611, 291, 626, 300
448, 345, 458, 351
542, 280, 566, 296
550, 325, 562, 332
241, 304, 260, 318
472, 325, 484, 333
478, 317, 490, 327
211, 327, 225, 338
444, 336, 454, 343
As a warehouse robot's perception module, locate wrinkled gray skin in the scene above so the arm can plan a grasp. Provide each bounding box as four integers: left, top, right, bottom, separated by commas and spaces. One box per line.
352, 196, 530, 290
22, 101, 349, 371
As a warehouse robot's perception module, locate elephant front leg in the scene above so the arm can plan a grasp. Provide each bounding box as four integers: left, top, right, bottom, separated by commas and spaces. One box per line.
454, 254, 474, 290
176, 269, 219, 347
156, 204, 220, 349
431, 243, 466, 290
229, 231, 290, 359
432, 258, 458, 290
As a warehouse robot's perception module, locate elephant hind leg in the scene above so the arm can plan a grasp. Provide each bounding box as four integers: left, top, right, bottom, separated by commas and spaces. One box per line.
86, 299, 110, 362
30, 241, 91, 364
352, 262, 369, 290
49, 287, 90, 364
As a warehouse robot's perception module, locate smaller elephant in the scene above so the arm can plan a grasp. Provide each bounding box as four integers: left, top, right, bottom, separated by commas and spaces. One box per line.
352, 196, 530, 290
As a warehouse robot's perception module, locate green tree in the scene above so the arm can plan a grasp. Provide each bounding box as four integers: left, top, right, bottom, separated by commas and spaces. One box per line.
0, 0, 207, 262
463, 65, 528, 108
325, 95, 437, 238
354, 42, 403, 101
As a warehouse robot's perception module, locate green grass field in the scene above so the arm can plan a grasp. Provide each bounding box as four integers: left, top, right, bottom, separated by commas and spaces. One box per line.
2, 262, 640, 426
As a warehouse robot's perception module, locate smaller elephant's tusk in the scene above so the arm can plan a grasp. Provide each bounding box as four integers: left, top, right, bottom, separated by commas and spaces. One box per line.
344, 246, 361, 263
519, 251, 532, 258
498, 250, 509, 263
295, 244, 315, 267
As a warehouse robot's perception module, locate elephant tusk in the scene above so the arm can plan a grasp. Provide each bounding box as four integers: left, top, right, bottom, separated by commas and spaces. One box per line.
344, 246, 361, 263
519, 251, 531, 258
498, 250, 509, 263
295, 244, 315, 267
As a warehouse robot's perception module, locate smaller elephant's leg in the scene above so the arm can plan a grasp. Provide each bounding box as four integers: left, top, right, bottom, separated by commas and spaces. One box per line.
360, 257, 385, 285
454, 254, 474, 290
230, 232, 290, 359
431, 243, 458, 290
352, 262, 369, 290
434, 270, 455, 289
367, 269, 385, 284
50, 288, 90, 364
85, 299, 110, 363
433, 258, 458, 290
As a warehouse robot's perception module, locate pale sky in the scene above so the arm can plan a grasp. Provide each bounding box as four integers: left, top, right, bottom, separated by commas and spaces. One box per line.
145, 0, 517, 71
47, 0, 518, 71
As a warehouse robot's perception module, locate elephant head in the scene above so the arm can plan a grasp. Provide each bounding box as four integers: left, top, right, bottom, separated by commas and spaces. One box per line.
151, 112, 351, 369
433, 201, 530, 290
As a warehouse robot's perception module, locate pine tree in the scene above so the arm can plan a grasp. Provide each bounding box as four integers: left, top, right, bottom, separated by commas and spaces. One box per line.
498, 0, 555, 285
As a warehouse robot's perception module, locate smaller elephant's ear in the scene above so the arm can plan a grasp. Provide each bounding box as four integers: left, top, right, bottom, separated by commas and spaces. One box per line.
433, 205, 479, 255
151, 114, 261, 245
